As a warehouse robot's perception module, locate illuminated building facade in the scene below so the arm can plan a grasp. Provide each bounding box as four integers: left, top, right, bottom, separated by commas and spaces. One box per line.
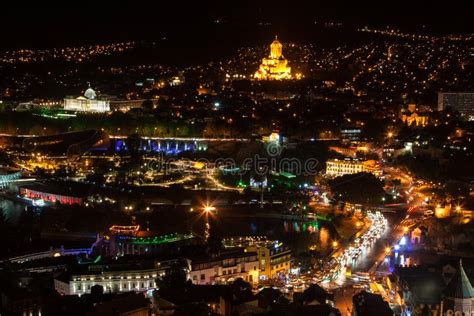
19, 185, 84, 205
64, 87, 110, 112
250, 176, 268, 189
188, 251, 259, 285
54, 267, 164, 295
254, 37, 294, 80
262, 132, 281, 143
325, 158, 382, 177
435, 204, 451, 218
221, 237, 292, 280
410, 227, 422, 244
340, 127, 363, 143
246, 242, 292, 280
400, 103, 429, 127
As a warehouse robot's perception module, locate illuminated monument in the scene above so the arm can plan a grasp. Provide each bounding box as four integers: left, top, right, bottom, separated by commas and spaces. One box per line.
254, 36, 295, 80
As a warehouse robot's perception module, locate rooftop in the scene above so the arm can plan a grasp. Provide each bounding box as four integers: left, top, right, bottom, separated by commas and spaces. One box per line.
352, 291, 393, 316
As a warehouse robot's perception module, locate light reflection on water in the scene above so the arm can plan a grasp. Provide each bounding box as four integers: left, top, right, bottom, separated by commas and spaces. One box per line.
0, 198, 339, 255
0, 198, 24, 225
210, 217, 337, 254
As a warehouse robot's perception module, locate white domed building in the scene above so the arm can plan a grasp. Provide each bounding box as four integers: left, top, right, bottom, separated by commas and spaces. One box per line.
64, 85, 110, 112
84, 87, 97, 100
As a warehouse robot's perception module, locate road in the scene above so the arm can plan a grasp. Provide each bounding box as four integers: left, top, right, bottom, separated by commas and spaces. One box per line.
331, 171, 430, 314
334, 287, 359, 316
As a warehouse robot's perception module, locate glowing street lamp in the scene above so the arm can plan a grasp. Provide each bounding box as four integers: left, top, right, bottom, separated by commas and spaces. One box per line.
203, 205, 216, 213
202, 204, 216, 242
403, 226, 409, 233
332, 241, 339, 248
385, 246, 391, 254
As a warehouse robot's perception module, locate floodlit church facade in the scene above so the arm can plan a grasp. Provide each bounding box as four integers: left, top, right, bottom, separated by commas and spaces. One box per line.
254, 37, 295, 80
64, 86, 110, 112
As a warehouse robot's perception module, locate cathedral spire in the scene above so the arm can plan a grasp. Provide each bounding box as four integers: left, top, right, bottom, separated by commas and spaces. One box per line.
444, 259, 474, 299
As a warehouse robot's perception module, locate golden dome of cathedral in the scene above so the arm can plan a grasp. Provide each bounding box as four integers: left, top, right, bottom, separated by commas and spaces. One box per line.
270, 36, 283, 59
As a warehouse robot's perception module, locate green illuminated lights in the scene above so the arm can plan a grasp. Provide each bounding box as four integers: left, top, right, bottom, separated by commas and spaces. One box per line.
129, 233, 194, 245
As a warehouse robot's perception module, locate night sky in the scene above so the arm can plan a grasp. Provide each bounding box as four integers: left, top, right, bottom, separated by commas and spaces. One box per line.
1, 0, 473, 50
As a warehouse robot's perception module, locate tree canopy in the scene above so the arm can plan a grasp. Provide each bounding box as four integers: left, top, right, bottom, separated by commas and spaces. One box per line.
329, 172, 385, 205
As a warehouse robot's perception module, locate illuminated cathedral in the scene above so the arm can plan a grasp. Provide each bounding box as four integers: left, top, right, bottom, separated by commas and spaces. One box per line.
254, 36, 295, 80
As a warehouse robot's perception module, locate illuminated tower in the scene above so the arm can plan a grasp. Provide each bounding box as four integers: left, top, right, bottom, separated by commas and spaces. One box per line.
270, 36, 283, 59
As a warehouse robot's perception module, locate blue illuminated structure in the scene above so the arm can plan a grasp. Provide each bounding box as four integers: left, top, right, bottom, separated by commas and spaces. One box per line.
399, 236, 407, 246
112, 139, 207, 156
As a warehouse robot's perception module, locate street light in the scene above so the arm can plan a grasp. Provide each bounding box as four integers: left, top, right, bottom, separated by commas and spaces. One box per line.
203, 205, 216, 213
403, 226, 409, 233
202, 204, 216, 242
332, 241, 339, 248
385, 246, 391, 254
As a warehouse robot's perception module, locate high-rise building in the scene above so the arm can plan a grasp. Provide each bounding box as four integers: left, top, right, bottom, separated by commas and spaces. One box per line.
437, 92, 474, 117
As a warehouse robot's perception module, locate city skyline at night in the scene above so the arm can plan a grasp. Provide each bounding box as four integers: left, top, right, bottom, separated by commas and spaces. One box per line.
0, 2, 472, 316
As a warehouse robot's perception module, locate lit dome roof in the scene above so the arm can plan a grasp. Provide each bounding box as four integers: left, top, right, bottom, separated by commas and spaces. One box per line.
271, 37, 282, 46
269, 36, 283, 59
84, 87, 97, 100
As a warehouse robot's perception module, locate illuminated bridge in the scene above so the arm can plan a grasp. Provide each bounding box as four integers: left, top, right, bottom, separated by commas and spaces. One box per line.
113, 138, 208, 155
0, 129, 110, 159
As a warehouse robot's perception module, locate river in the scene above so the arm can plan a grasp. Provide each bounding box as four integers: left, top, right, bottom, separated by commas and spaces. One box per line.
0, 197, 25, 225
